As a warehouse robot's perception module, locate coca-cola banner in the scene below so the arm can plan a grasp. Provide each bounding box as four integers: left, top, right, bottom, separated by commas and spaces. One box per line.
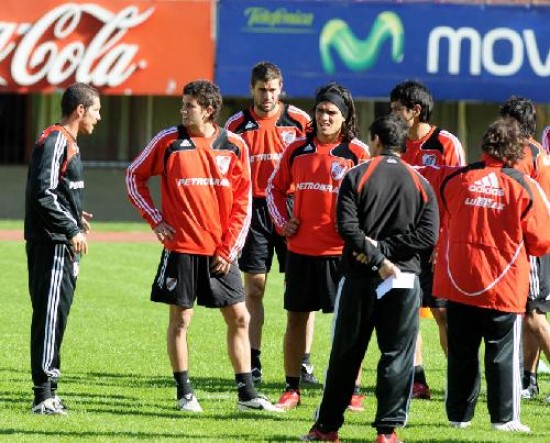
0, 0, 214, 95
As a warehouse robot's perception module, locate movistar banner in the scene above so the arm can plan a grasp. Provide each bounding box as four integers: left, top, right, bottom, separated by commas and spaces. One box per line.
215, 1, 550, 102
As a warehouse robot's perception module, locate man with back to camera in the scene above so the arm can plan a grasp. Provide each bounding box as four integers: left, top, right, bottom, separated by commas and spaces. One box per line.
301, 114, 439, 443
25, 82, 101, 415
126, 79, 281, 413
224, 62, 319, 385
390, 79, 465, 400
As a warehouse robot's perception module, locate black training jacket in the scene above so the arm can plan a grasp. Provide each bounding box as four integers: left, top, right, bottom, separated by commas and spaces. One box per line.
336, 151, 439, 278
24, 125, 83, 244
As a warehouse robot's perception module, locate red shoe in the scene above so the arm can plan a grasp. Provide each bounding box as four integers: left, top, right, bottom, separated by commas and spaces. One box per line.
300, 427, 340, 442
347, 393, 365, 412
275, 389, 300, 410
411, 381, 431, 400
374, 432, 403, 443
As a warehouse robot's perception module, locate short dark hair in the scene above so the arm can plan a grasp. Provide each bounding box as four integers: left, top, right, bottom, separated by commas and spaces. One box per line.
499, 96, 536, 137
369, 114, 409, 153
61, 82, 99, 117
183, 80, 222, 122
481, 117, 526, 166
250, 61, 283, 88
308, 82, 358, 142
390, 80, 433, 123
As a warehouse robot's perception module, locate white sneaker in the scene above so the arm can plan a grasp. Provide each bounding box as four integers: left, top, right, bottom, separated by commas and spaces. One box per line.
176, 394, 203, 412
52, 395, 67, 411
545, 395, 550, 404
492, 421, 531, 433
450, 421, 471, 428
237, 395, 285, 412
31, 398, 68, 415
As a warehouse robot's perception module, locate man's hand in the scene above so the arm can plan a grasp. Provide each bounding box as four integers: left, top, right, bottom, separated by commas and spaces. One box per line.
430, 249, 438, 272
378, 259, 400, 279
282, 217, 300, 237
153, 221, 176, 243
70, 232, 88, 256
210, 255, 230, 276
81, 211, 93, 234
352, 251, 369, 264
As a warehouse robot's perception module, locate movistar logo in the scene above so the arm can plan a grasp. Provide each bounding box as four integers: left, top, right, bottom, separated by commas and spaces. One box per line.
319, 12, 404, 74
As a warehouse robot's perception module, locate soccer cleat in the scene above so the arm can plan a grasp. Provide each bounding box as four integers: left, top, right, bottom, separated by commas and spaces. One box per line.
492, 421, 531, 433
52, 395, 68, 411
300, 427, 340, 442
520, 384, 539, 400
31, 397, 68, 415
538, 359, 550, 374
450, 421, 472, 428
176, 394, 203, 412
237, 394, 284, 412
347, 394, 365, 412
411, 381, 431, 400
374, 432, 403, 443
301, 363, 319, 384
251, 367, 263, 384
275, 389, 301, 410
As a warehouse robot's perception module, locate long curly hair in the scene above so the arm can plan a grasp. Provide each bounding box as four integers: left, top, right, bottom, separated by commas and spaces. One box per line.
481, 117, 527, 166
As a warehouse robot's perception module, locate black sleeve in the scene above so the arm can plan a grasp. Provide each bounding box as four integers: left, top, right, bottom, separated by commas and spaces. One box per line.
377, 179, 440, 259
336, 169, 385, 267
28, 134, 80, 239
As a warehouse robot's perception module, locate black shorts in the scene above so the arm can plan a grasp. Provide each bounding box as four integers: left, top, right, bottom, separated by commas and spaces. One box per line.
284, 252, 341, 313
419, 252, 447, 308
527, 254, 550, 313
239, 197, 288, 274
151, 250, 244, 309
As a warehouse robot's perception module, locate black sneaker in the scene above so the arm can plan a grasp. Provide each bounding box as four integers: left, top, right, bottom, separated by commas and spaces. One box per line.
300, 363, 319, 384
252, 367, 263, 384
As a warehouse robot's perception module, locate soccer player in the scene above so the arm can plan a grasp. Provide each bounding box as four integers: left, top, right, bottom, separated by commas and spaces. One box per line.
267, 82, 370, 411
224, 62, 318, 384
301, 114, 439, 443
433, 117, 550, 433
499, 97, 550, 401
126, 80, 280, 413
25, 82, 101, 415
390, 80, 465, 399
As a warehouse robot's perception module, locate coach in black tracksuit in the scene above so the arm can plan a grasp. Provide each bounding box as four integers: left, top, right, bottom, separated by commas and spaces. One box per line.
25, 83, 100, 414
305, 115, 439, 443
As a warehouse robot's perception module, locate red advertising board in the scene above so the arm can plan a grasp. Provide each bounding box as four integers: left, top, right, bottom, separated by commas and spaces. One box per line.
0, 0, 214, 95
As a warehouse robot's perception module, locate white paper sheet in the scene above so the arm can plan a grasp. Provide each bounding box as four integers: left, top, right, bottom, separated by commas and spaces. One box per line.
376, 272, 416, 299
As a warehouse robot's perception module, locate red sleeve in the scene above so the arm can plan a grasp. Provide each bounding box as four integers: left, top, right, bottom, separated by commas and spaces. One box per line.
216, 135, 252, 262
266, 143, 294, 234
523, 177, 550, 257
126, 128, 175, 228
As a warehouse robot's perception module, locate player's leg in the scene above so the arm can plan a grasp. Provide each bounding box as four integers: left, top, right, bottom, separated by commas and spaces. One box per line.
301, 311, 319, 384
243, 272, 267, 381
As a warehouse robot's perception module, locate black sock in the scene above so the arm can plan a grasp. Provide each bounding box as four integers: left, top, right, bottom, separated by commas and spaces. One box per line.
353, 385, 361, 396
285, 376, 300, 392
302, 353, 311, 366
33, 384, 52, 404
173, 371, 193, 399
236, 373, 258, 401
414, 365, 427, 385
251, 348, 262, 370
376, 427, 394, 435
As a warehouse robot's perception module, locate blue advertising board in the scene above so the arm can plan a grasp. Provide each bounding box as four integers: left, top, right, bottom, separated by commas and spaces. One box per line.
215, 1, 550, 102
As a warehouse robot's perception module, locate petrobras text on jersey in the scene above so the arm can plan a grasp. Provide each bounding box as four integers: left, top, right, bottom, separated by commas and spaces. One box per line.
250, 153, 282, 163
177, 177, 231, 188
0, 3, 154, 88
295, 181, 339, 193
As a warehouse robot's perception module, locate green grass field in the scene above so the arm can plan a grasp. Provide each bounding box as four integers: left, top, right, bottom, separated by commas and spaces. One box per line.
1, 221, 549, 442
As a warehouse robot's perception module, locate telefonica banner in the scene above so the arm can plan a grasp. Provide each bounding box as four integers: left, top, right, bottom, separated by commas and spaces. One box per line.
215, 1, 550, 102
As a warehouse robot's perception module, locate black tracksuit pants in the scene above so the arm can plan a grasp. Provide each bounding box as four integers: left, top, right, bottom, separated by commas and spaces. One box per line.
446, 301, 522, 424
314, 275, 420, 432
27, 242, 78, 402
